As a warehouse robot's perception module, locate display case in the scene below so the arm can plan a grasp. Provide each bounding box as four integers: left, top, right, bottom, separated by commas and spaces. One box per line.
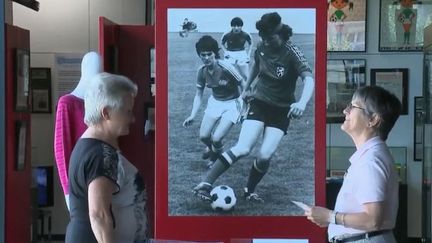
422, 24, 432, 243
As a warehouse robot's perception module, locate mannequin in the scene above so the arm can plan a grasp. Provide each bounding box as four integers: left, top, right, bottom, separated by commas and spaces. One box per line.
54, 51, 101, 210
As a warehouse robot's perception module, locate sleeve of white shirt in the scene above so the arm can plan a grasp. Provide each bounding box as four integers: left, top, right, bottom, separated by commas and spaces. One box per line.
355, 160, 387, 204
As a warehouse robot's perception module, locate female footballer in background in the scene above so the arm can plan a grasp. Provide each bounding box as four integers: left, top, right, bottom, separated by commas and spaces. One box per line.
193, 12, 315, 202
183, 35, 245, 168
221, 17, 253, 81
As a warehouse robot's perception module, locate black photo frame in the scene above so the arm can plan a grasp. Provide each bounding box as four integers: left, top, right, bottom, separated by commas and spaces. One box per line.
16, 120, 27, 171
150, 47, 155, 98
146, 0, 155, 25
379, 0, 432, 52
15, 48, 30, 112
30, 68, 52, 113
327, 59, 367, 123
327, 0, 367, 52
370, 68, 408, 114
414, 96, 424, 161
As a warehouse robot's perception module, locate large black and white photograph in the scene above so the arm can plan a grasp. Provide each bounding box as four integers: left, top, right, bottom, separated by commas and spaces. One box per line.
167, 8, 316, 216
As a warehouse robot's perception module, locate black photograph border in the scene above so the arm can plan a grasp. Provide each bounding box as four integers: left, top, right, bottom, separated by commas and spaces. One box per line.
30, 67, 52, 113
327, 0, 368, 52
326, 59, 367, 123
14, 48, 30, 112
370, 68, 408, 114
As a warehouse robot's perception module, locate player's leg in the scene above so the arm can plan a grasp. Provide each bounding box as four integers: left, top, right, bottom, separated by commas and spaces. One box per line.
208, 98, 242, 165
199, 96, 223, 160
244, 127, 284, 202
244, 101, 290, 202
207, 118, 234, 167
193, 119, 263, 200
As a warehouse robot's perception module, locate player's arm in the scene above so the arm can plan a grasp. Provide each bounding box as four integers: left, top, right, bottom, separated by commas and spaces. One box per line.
241, 61, 258, 100
288, 71, 314, 119
245, 32, 253, 58
183, 88, 204, 127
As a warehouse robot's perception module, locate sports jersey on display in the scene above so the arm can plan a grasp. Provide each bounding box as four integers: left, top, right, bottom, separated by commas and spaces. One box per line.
221, 31, 252, 51
197, 60, 243, 101
253, 41, 312, 107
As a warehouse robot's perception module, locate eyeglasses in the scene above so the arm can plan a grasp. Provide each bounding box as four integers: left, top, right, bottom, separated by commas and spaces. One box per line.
345, 103, 365, 113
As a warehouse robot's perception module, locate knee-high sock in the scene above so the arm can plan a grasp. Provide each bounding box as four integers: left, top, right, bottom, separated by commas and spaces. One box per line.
201, 137, 212, 149
205, 150, 239, 184
210, 141, 223, 162
246, 159, 269, 193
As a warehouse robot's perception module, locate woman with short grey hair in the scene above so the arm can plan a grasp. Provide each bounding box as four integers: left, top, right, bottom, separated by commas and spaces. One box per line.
66, 72, 148, 243
306, 86, 401, 243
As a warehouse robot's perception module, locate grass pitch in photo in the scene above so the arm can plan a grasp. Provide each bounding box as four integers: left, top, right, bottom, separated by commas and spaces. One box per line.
167, 8, 316, 216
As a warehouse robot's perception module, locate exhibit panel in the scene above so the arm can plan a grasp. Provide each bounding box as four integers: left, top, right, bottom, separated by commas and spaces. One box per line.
155, 0, 327, 242
5, 24, 32, 243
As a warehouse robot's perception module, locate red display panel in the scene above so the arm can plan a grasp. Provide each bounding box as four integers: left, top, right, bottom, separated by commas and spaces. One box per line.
155, 0, 327, 242
5, 24, 32, 243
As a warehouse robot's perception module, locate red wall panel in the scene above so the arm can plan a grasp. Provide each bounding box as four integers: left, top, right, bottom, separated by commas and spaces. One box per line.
99, 19, 156, 236
5, 24, 31, 243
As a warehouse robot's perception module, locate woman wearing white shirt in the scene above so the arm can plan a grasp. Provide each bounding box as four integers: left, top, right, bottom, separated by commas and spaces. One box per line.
306, 86, 401, 243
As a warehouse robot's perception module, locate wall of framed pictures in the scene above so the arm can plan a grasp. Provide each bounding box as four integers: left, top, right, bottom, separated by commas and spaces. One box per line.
327, 0, 426, 237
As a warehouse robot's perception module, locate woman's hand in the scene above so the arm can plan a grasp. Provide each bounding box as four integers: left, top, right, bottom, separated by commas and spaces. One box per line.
183, 116, 194, 127
305, 206, 331, 228
288, 101, 306, 119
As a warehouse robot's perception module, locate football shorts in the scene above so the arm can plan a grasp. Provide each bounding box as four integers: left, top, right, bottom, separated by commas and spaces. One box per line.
224, 50, 250, 65
246, 98, 291, 134
204, 95, 243, 124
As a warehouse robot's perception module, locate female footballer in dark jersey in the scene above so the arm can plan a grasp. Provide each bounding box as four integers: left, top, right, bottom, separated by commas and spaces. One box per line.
221, 17, 253, 80
183, 35, 245, 168
193, 12, 315, 202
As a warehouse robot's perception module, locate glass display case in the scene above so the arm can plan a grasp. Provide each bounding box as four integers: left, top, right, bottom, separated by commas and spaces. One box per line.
422, 24, 432, 243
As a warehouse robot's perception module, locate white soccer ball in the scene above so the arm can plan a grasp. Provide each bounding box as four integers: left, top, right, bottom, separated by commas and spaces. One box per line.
210, 185, 237, 211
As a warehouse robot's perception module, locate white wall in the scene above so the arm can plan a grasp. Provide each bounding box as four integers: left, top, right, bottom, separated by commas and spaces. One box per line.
327, 0, 423, 237
12, 0, 146, 235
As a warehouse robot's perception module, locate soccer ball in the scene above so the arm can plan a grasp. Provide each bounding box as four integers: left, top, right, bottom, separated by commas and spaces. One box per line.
210, 185, 237, 211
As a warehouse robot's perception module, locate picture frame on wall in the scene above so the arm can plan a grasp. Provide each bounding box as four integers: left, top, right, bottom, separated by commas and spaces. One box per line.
414, 96, 424, 161
157, 0, 327, 241
15, 48, 30, 112
150, 47, 155, 97
30, 68, 52, 113
370, 68, 408, 114
327, 0, 367, 52
379, 0, 432, 52
327, 59, 366, 123
146, 0, 155, 25
16, 120, 27, 171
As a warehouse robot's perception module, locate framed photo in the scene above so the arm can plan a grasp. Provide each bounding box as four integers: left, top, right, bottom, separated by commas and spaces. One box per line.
144, 102, 155, 137
16, 121, 27, 171
15, 48, 30, 112
146, 0, 155, 25
30, 68, 52, 113
150, 47, 155, 97
414, 96, 424, 161
379, 0, 432, 52
327, 59, 366, 123
327, 0, 367, 52
157, 0, 327, 241
370, 68, 408, 114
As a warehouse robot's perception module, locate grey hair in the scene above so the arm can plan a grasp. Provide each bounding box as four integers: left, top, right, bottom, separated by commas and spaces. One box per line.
84, 72, 138, 126
352, 86, 401, 141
